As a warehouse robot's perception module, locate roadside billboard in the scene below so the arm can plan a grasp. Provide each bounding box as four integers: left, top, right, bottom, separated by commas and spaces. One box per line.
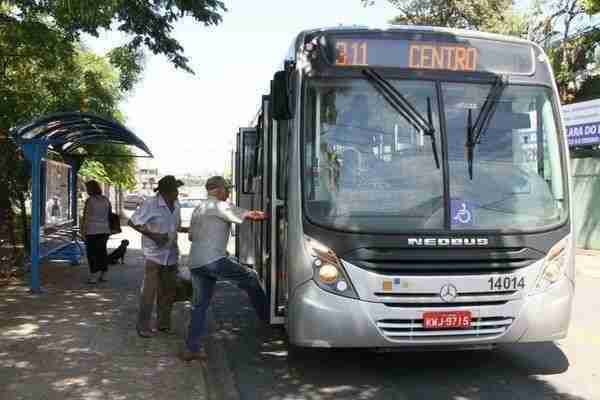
563, 98, 600, 147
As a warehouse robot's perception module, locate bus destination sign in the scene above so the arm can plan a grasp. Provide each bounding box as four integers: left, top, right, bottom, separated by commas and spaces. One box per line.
408, 44, 478, 71
331, 37, 533, 75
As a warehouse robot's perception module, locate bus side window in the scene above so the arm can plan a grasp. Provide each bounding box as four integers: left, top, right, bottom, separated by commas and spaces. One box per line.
254, 135, 263, 189
277, 120, 289, 200
304, 88, 316, 200
242, 132, 257, 194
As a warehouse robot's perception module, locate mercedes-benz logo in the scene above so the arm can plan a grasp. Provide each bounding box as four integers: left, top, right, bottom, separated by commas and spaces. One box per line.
440, 284, 458, 302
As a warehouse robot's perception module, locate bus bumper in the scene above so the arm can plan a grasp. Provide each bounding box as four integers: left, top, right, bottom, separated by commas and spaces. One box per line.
287, 278, 574, 348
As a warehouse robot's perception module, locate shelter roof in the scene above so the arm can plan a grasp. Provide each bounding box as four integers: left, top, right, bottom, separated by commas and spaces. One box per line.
10, 112, 152, 157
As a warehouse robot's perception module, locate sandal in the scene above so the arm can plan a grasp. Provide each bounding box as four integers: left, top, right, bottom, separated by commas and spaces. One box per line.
136, 325, 154, 338
179, 348, 208, 362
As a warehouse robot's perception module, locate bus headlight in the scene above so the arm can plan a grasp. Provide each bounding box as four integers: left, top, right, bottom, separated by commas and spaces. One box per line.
317, 263, 339, 284
533, 237, 569, 293
305, 235, 358, 299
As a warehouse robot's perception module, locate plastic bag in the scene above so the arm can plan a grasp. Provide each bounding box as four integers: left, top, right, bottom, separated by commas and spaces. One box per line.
175, 254, 193, 302
177, 254, 191, 282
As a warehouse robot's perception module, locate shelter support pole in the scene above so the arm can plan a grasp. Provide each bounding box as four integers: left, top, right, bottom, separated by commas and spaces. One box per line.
65, 165, 82, 266
66, 156, 84, 229
22, 142, 47, 294
70, 166, 78, 226
64, 156, 85, 266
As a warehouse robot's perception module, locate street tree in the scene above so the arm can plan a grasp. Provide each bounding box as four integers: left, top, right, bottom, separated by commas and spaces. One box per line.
0, 39, 138, 251
2, 0, 226, 74
582, 0, 600, 13
527, 0, 600, 103
361, 0, 527, 35
1, 0, 228, 257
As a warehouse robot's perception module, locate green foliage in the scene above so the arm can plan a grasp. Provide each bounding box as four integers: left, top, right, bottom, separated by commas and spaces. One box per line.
0, 12, 78, 128
490, 11, 529, 37
2, 0, 226, 73
0, 8, 69, 247
76, 51, 122, 118
364, 0, 521, 34
60, 52, 138, 189
108, 45, 145, 92
1, 0, 228, 256
582, 0, 600, 14
79, 144, 138, 191
527, 0, 599, 103
1, 1, 145, 184
78, 160, 110, 183
0, 5, 145, 252
574, 75, 600, 102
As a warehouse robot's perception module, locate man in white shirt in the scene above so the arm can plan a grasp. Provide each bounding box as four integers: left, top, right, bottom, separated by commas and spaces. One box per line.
128, 175, 189, 338
181, 176, 267, 361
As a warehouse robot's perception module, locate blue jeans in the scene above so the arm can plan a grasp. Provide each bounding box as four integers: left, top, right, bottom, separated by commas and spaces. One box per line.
186, 257, 268, 352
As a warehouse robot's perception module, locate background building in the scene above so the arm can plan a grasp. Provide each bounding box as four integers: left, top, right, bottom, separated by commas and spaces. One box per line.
134, 159, 160, 195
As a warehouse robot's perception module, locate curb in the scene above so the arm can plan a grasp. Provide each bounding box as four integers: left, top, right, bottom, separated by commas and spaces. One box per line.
204, 308, 241, 400
576, 248, 600, 258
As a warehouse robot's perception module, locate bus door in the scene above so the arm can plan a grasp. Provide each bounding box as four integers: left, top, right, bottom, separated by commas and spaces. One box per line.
271, 116, 289, 324
235, 127, 257, 266
253, 96, 269, 293
252, 95, 284, 324
265, 90, 290, 324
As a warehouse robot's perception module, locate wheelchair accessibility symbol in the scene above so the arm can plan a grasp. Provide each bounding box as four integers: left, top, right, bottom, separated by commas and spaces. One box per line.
451, 200, 473, 226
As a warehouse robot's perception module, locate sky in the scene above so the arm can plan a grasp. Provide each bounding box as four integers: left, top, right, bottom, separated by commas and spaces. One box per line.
85, 0, 398, 177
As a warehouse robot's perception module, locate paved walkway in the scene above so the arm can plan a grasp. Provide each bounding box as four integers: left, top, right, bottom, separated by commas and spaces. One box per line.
576, 249, 600, 278
0, 229, 211, 400
1, 228, 598, 400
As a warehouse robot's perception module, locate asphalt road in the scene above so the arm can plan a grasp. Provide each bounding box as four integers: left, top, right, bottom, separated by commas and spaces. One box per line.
209, 267, 600, 400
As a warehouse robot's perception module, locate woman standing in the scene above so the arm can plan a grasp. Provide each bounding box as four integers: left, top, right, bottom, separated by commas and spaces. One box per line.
81, 180, 111, 284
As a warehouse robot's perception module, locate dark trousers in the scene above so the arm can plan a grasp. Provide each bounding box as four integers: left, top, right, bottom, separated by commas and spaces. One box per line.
186, 257, 268, 352
137, 260, 177, 331
85, 234, 109, 274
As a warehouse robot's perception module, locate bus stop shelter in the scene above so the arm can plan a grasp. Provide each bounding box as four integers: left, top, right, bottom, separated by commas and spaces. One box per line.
10, 112, 152, 293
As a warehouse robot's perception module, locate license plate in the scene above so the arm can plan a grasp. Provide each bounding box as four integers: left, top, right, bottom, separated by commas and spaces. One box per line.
423, 311, 472, 329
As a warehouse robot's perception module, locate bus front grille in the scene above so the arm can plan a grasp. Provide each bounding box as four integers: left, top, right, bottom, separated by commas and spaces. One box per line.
383, 301, 509, 308
374, 290, 519, 306
376, 317, 514, 341
345, 247, 543, 274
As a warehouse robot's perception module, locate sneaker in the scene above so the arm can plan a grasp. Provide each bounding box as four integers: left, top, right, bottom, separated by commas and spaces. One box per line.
87, 277, 98, 284
178, 348, 208, 362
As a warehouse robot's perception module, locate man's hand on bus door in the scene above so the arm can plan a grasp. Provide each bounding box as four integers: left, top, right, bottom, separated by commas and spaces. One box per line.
246, 210, 267, 221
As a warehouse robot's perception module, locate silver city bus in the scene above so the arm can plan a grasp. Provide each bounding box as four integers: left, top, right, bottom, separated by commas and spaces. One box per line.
233, 26, 574, 349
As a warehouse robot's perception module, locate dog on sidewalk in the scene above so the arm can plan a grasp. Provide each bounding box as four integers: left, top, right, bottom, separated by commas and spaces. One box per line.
107, 239, 129, 264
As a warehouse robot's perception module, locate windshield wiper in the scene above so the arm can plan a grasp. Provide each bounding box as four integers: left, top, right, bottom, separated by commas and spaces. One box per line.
465, 75, 508, 179
363, 68, 440, 169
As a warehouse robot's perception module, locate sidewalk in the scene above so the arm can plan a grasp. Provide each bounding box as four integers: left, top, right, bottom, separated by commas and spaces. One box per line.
0, 229, 211, 400
576, 249, 600, 278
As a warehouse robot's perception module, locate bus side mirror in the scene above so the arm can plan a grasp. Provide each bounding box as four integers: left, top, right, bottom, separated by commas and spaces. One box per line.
272, 70, 294, 121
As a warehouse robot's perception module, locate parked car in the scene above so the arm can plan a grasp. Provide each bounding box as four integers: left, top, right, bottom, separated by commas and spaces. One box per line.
179, 198, 205, 228
123, 194, 145, 210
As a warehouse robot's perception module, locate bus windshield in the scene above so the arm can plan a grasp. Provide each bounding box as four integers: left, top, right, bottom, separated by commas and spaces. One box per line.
302, 78, 567, 233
